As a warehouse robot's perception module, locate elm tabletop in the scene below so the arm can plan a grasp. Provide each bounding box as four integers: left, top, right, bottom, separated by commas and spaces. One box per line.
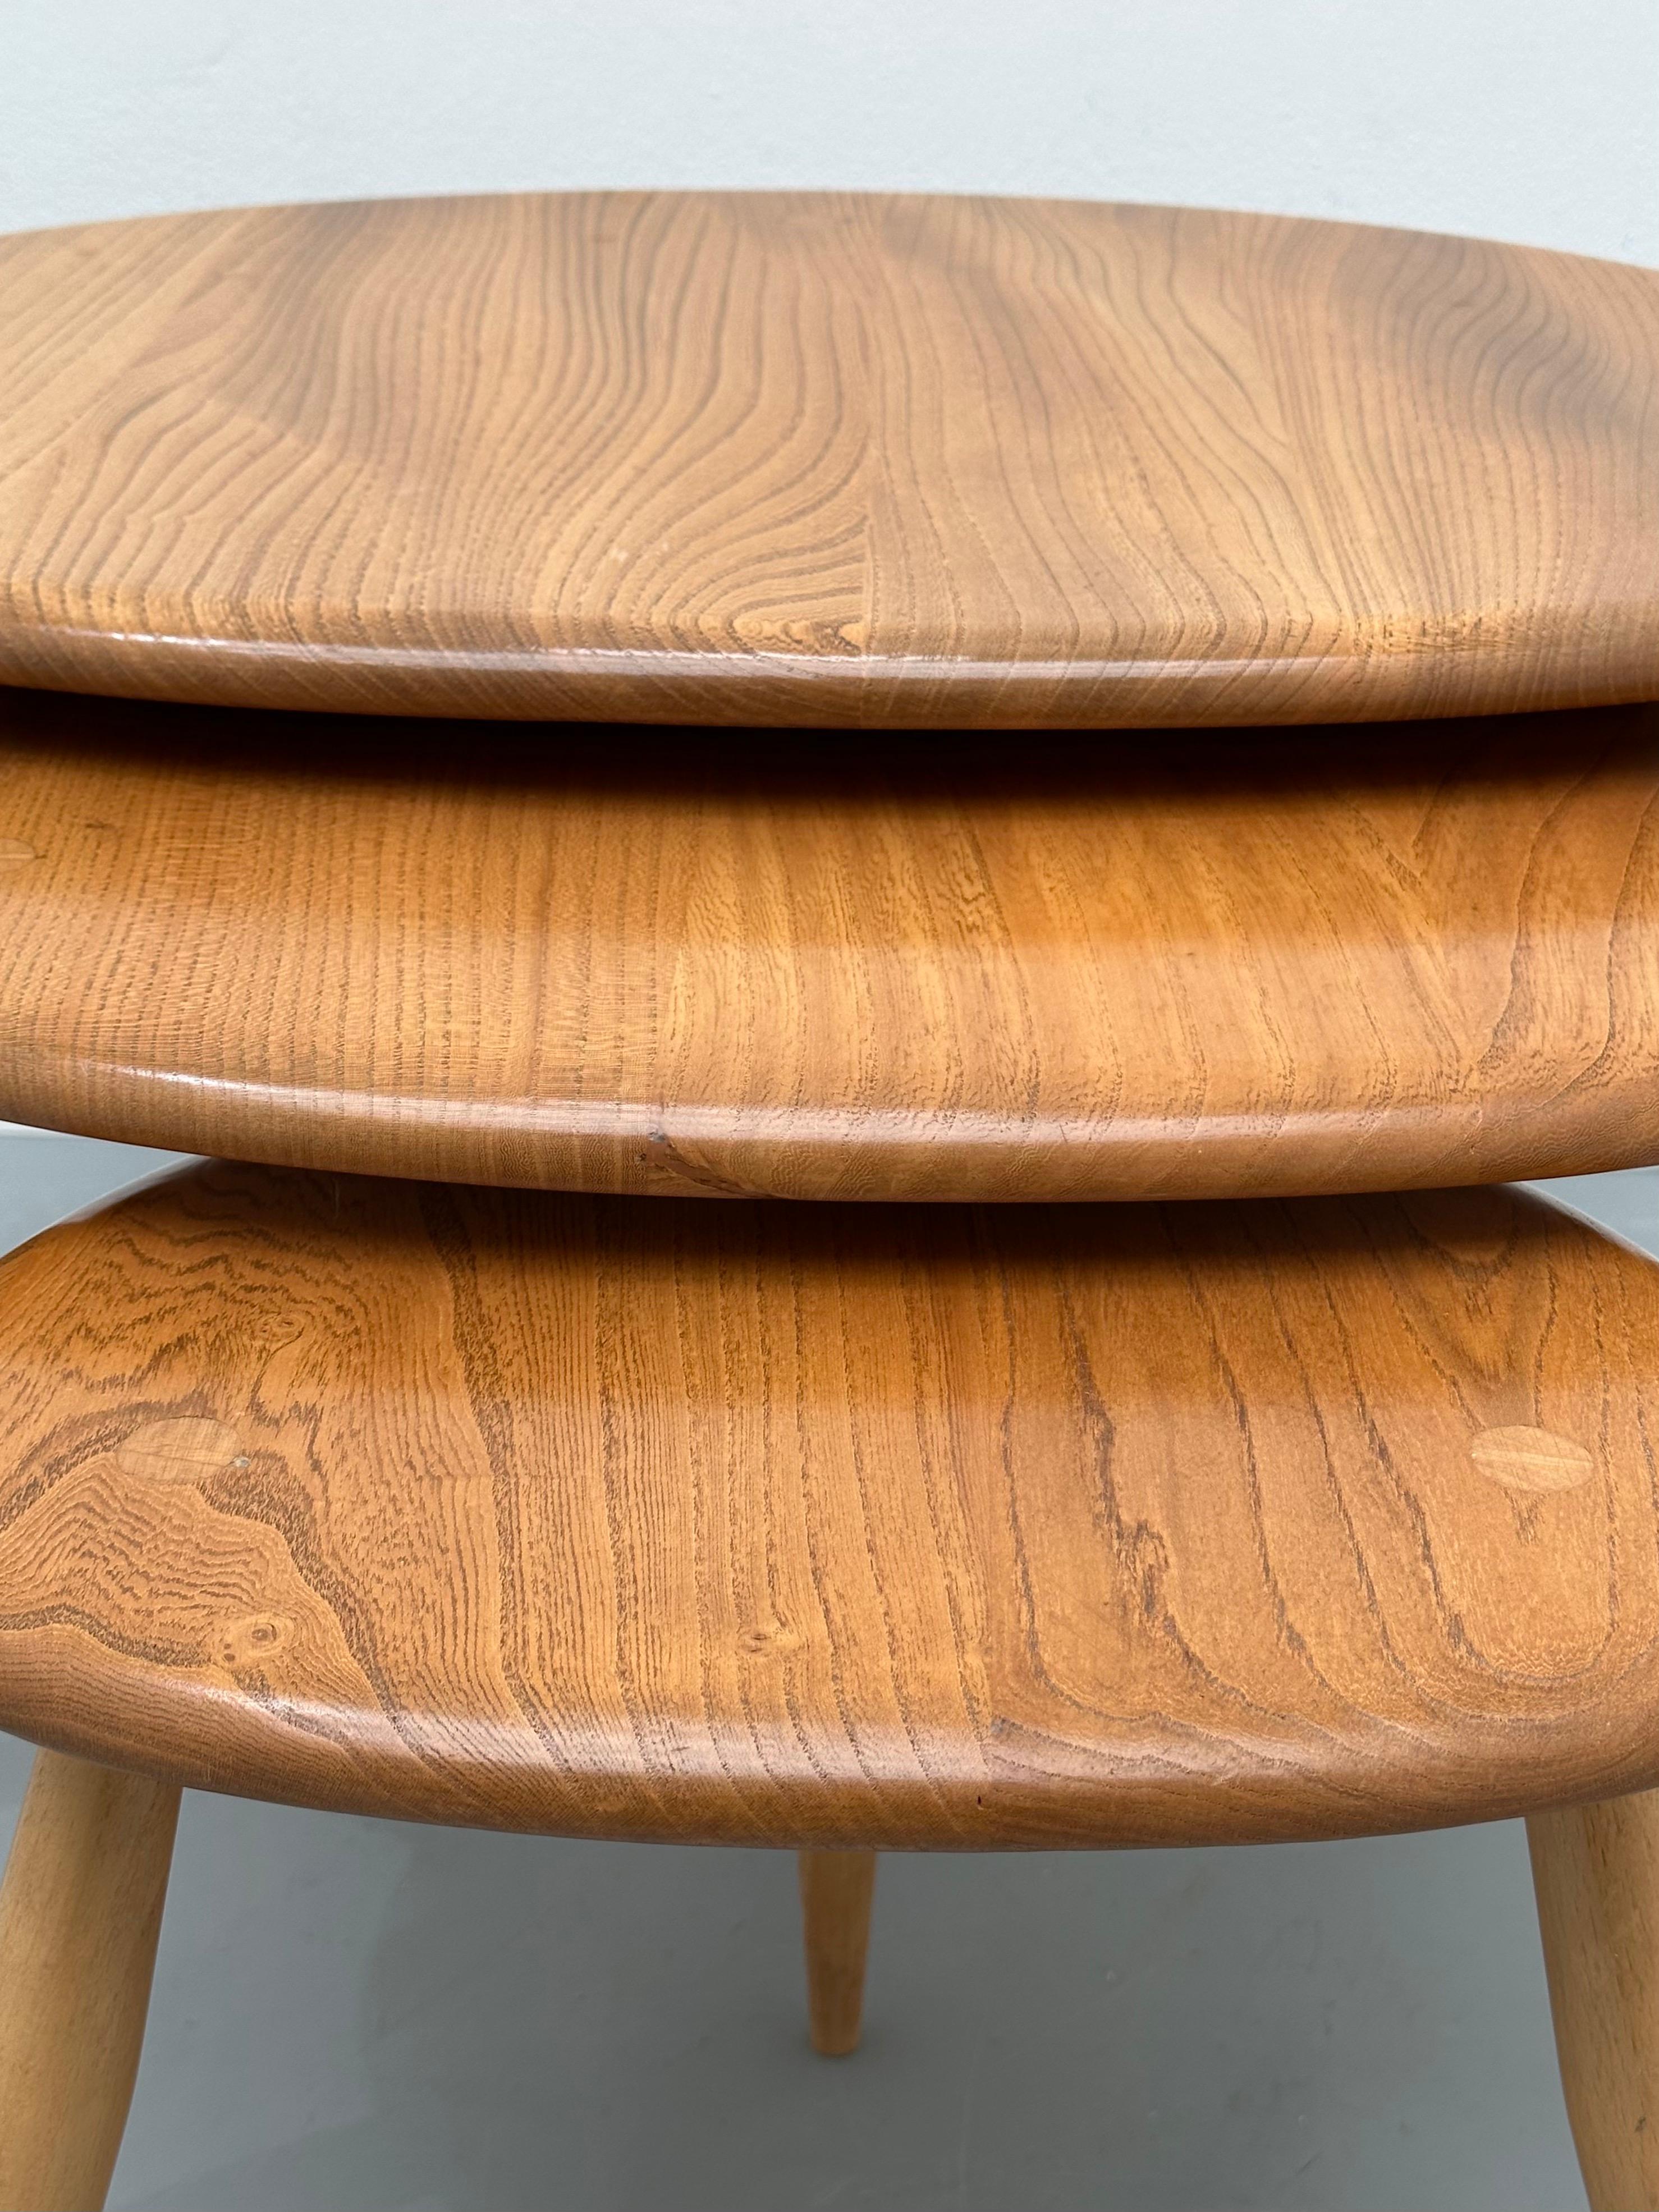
1, 194, 1656, 727
2, 687, 1659, 1197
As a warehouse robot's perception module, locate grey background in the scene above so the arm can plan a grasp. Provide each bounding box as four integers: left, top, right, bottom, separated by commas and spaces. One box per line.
6, 4, 1658, 2202
4, 1, 1657, 266
3, 1134, 1657, 2210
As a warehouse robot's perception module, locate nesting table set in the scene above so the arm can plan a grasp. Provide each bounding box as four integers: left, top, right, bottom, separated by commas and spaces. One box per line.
3, 192, 1659, 2209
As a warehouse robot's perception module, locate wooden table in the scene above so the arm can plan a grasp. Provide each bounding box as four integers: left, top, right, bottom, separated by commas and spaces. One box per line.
1, 191, 1657, 2212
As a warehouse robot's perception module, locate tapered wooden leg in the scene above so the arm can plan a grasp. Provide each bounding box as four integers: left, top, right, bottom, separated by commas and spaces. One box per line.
1529, 1790, 1659, 2211
798, 1847, 876, 2056
0, 1749, 181, 2212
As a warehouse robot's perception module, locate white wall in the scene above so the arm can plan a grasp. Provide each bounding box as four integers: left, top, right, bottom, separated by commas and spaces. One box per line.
5, 1, 1656, 264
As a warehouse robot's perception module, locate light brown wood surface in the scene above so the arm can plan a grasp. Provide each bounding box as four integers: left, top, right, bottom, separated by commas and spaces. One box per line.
0, 1749, 180, 2212
3, 1164, 1659, 1847
1530, 1792, 1659, 2211
798, 1851, 876, 2056
2, 194, 1658, 726
6, 686, 1659, 1198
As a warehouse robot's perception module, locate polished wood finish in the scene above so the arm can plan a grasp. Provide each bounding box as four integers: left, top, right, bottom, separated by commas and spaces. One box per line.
6, 686, 1659, 1198
3, 1165, 1659, 1847
798, 1851, 876, 2056
1530, 1792, 1659, 2211
3, 194, 1658, 727
0, 1750, 180, 2212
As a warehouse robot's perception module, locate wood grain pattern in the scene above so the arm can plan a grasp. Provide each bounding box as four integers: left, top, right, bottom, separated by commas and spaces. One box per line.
1530, 1792, 1659, 2211
0, 1749, 179, 2212
798, 1850, 876, 2056
3, 1165, 1659, 1847
6, 686, 1659, 1198
2, 194, 1658, 727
